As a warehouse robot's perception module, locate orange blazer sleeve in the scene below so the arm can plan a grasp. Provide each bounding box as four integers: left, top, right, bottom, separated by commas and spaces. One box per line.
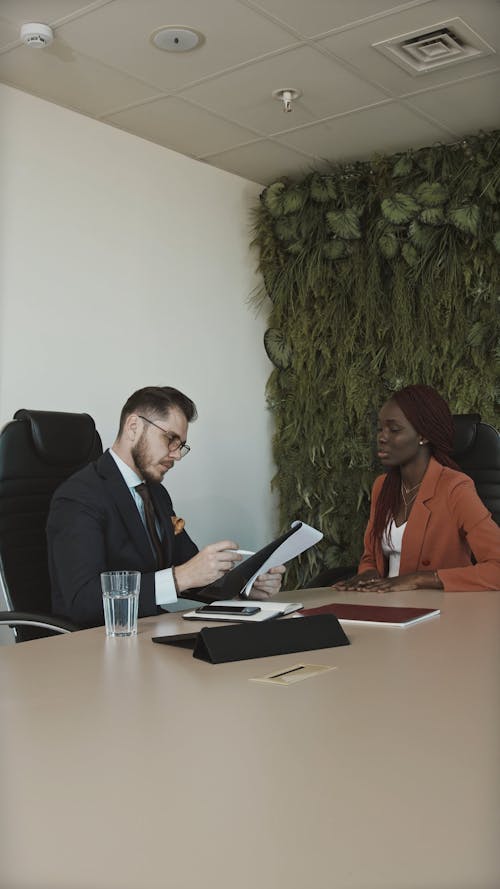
436, 476, 500, 592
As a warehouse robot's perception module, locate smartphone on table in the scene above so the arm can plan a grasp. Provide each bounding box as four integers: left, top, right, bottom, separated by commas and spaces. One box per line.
195, 605, 261, 616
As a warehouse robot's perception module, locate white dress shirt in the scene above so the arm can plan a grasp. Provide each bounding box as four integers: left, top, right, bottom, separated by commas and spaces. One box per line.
109, 449, 178, 607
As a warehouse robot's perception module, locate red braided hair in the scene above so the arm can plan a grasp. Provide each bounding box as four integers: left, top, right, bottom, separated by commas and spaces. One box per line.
371, 385, 460, 548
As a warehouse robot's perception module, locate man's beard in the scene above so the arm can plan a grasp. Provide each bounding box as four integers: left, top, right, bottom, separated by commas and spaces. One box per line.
131, 431, 157, 484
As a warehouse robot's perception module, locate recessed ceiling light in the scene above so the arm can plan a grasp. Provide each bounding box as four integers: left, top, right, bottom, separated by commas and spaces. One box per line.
151, 27, 204, 53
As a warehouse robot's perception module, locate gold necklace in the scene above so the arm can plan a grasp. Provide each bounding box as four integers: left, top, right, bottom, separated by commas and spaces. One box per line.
401, 480, 421, 496
400, 481, 420, 519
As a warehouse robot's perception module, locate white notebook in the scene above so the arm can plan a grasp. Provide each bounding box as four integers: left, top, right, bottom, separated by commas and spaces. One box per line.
182, 600, 303, 623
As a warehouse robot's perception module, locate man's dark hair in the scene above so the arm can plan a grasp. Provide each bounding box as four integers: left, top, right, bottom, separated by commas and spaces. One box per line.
118, 386, 197, 436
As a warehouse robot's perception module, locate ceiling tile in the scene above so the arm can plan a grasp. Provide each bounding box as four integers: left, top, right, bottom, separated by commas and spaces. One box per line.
0, 15, 19, 50
57, 0, 299, 92
203, 139, 317, 184
106, 97, 262, 157
182, 45, 387, 134
0, 1, 100, 27
246, 0, 434, 38
319, 0, 500, 95
0, 43, 161, 116
275, 102, 455, 163
404, 71, 500, 133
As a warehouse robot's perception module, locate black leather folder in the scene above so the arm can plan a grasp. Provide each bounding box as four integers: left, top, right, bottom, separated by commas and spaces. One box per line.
152, 614, 350, 664
187, 523, 303, 603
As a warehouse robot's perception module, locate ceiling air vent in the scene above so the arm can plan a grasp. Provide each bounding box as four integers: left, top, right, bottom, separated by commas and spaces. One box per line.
373, 18, 495, 75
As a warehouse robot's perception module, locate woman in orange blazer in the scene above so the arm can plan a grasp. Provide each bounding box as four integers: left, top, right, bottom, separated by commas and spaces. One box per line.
335, 385, 500, 592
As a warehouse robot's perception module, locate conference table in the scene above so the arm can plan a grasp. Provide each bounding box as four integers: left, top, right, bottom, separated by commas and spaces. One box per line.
1, 587, 499, 889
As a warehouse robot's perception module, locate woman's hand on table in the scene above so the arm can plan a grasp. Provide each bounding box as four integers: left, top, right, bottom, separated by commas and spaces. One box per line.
332, 570, 379, 591
346, 571, 443, 592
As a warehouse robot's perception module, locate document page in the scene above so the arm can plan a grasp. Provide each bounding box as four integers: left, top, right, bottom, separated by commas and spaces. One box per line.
242, 521, 323, 597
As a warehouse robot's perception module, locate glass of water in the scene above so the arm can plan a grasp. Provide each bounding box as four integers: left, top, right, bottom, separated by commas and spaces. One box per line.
100, 571, 141, 637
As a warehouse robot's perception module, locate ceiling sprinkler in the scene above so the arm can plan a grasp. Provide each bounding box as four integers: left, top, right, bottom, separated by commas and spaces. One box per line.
272, 88, 302, 113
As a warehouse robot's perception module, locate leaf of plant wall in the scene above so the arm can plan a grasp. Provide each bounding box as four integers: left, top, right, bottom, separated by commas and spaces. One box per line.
262, 182, 286, 217
419, 206, 445, 226
414, 181, 448, 205
392, 155, 413, 177
310, 173, 337, 202
381, 193, 419, 224
402, 242, 418, 266
264, 328, 292, 369
282, 187, 307, 215
408, 221, 434, 249
378, 229, 399, 258
326, 209, 361, 239
448, 204, 480, 236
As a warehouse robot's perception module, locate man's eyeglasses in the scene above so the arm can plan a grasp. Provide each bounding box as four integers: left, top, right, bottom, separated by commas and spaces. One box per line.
138, 415, 190, 458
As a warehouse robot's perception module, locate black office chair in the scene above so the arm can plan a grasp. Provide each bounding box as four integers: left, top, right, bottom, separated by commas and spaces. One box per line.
452, 414, 500, 525
304, 413, 500, 588
0, 409, 103, 642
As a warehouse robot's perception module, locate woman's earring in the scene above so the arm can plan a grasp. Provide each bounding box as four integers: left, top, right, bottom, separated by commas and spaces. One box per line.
419, 440, 424, 445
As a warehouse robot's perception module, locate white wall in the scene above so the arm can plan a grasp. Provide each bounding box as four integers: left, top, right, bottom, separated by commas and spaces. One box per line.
0, 83, 277, 564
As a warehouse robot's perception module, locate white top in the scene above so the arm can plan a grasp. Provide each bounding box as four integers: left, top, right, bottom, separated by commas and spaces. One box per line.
381, 519, 407, 576
109, 448, 178, 606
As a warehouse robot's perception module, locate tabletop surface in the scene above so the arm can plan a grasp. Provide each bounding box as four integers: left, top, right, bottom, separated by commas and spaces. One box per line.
1, 587, 499, 889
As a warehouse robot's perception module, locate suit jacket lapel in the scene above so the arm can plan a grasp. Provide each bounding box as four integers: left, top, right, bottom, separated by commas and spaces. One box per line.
96, 451, 157, 569
400, 458, 442, 574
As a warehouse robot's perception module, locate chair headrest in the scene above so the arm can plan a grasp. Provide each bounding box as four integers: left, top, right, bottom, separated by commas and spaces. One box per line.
452, 413, 481, 458
13, 409, 99, 466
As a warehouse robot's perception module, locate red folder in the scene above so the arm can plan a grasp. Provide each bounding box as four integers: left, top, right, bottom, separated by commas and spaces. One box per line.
300, 602, 440, 627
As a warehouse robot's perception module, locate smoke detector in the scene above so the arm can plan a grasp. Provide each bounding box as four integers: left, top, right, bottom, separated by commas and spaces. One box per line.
20, 23, 54, 48
373, 18, 494, 75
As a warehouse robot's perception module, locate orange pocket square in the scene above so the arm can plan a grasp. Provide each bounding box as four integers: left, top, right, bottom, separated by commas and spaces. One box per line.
171, 515, 185, 536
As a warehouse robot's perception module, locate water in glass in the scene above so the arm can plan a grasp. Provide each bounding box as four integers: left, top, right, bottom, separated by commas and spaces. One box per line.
103, 591, 139, 636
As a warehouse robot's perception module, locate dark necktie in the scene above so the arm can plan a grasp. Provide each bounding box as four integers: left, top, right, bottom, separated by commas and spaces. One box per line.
135, 484, 166, 569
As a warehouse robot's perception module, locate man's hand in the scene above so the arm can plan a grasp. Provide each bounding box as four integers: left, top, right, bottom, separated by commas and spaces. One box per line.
249, 565, 286, 600
173, 541, 241, 592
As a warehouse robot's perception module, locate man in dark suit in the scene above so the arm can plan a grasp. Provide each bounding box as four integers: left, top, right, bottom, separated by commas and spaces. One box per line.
48, 386, 284, 627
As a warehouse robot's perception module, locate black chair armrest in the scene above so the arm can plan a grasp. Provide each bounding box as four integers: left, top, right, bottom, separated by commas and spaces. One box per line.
0, 611, 79, 634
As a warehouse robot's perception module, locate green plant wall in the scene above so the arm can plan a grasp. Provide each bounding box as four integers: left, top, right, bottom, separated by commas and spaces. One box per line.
252, 130, 500, 588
